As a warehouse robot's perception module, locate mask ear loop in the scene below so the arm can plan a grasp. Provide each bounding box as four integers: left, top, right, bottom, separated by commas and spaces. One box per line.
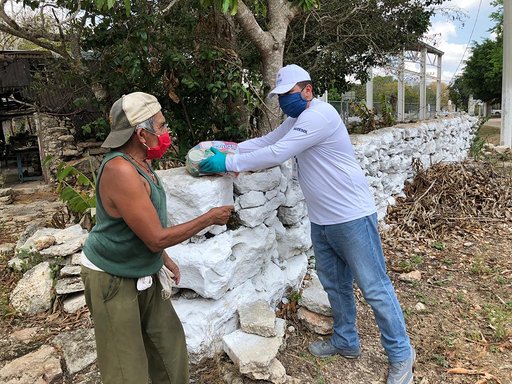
132, 127, 150, 152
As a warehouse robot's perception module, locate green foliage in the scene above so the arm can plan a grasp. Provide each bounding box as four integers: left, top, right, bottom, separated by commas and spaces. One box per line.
350, 101, 376, 133
431, 241, 446, 251
461, 37, 503, 104
469, 117, 491, 159
77, 0, 258, 154
398, 254, 424, 272
286, 0, 443, 93
457, 2, 503, 104
81, 117, 110, 141
380, 94, 396, 127
483, 303, 511, 342
44, 156, 96, 219
16, 249, 45, 273
448, 76, 471, 112
14, 0, 446, 150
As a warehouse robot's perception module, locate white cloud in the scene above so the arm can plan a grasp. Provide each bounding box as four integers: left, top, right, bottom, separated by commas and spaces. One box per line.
446, 0, 482, 10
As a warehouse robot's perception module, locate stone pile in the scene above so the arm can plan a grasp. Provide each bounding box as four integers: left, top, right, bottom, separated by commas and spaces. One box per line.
351, 114, 478, 219
2, 114, 479, 380
158, 163, 312, 362
0, 327, 97, 384
9, 224, 88, 315
223, 300, 290, 383
0, 187, 13, 204
6, 163, 312, 368
298, 274, 333, 335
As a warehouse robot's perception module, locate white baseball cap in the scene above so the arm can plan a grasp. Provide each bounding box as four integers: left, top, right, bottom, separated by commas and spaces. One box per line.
268, 64, 311, 97
102, 92, 162, 148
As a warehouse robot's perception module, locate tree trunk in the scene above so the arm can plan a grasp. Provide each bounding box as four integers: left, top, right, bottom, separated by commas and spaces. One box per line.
235, 0, 300, 134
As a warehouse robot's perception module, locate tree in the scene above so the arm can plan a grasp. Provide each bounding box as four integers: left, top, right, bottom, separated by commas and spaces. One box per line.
448, 76, 471, 111
461, 37, 502, 104
1, 0, 447, 152
457, 0, 503, 105
229, 0, 445, 130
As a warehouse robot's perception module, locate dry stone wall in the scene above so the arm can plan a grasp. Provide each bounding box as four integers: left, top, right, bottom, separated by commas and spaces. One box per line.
7, 114, 478, 368
352, 114, 478, 219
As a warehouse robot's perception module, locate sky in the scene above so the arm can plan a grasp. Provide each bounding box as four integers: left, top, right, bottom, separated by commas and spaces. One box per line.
427, 0, 498, 83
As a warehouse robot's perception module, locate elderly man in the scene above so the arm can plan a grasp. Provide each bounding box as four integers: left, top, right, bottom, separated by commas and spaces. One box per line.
81, 92, 233, 384
200, 65, 415, 384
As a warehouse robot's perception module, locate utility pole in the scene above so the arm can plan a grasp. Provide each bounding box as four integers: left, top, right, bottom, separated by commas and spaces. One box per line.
501, 0, 511, 146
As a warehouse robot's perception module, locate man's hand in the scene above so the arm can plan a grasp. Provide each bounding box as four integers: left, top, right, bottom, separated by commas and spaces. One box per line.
163, 253, 181, 285
199, 147, 227, 173
208, 205, 234, 225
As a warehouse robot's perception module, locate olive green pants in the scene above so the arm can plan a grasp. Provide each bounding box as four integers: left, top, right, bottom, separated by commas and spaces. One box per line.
81, 266, 189, 384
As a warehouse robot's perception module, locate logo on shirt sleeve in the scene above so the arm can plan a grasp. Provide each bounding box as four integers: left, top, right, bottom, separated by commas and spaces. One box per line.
293, 127, 308, 134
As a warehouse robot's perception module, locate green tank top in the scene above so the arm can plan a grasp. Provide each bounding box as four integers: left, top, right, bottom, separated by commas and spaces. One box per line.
83, 151, 167, 278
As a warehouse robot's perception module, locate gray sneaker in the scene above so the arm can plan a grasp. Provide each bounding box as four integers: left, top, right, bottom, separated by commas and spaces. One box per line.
308, 340, 361, 359
387, 348, 416, 384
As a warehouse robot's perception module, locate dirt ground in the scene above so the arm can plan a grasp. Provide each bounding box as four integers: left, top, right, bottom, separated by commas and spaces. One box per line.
0, 130, 511, 383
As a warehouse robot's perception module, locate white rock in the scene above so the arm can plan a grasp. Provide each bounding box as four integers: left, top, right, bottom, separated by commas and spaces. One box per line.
172, 280, 257, 362
278, 200, 307, 225
299, 274, 331, 316
238, 193, 285, 228
239, 300, 277, 337
167, 231, 234, 299
238, 190, 267, 209
223, 318, 286, 375
277, 219, 312, 261
234, 167, 282, 194
282, 180, 304, 207
158, 167, 234, 236
10, 262, 53, 314
63, 293, 87, 314
52, 328, 96, 374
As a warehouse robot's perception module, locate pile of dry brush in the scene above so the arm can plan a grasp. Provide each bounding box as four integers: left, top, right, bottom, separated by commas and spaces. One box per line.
385, 159, 512, 241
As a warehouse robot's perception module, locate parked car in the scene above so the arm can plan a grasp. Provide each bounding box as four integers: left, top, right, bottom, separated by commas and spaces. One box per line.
491, 109, 502, 116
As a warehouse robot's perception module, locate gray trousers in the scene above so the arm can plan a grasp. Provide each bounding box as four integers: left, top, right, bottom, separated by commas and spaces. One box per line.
81, 266, 189, 384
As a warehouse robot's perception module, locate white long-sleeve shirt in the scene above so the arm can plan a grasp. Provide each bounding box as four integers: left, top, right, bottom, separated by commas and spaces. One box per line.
225, 98, 376, 225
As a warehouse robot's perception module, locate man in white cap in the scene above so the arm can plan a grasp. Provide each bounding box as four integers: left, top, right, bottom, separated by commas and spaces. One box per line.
199, 65, 415, 384
81, 92, 233, 384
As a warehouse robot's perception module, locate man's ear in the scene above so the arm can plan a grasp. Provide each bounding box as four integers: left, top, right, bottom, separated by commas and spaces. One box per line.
135, 127, 147, 145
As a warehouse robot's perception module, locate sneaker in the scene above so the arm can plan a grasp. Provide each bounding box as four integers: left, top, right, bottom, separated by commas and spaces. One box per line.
387, 348, 416, 384
308, 340, 361, 359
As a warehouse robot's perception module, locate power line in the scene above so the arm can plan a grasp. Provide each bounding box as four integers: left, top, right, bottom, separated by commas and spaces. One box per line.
449, 0, 483, 84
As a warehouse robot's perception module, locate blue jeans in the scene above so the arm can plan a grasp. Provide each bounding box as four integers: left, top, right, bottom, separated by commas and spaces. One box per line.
311, 213, 411, 363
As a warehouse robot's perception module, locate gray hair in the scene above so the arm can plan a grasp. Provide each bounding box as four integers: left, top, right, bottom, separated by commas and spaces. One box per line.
136, 116, 155, 133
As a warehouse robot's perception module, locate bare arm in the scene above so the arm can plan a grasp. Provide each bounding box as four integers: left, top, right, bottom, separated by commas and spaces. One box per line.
100, 157, 233, 253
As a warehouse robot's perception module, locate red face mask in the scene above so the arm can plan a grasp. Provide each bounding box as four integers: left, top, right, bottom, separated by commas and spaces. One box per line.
146, 131, 171, 160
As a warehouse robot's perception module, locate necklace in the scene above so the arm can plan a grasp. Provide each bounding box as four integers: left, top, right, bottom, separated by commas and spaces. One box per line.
124, 153, 158, 184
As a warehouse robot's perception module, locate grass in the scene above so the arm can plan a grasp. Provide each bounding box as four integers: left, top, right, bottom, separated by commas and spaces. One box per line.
479, 124, 501, 145
482, 303, 512, 342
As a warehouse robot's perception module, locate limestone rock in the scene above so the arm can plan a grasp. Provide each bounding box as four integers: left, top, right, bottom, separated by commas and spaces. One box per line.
299, 274, 331, 316
10, 262, 53, 314
63, 293, 87, 314
297, 307, 333, 335
223, 318, 286, 375
398, 270, 422, 282
0, 345, 62, 384
239, 300, 276, 337
55, 276, 84, 295
52, 328, 96, 374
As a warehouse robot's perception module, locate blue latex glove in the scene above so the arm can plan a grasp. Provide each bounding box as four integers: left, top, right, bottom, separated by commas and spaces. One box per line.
199, 147, 227, 173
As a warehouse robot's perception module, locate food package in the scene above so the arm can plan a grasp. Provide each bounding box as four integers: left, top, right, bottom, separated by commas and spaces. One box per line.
185, 141, 238, 176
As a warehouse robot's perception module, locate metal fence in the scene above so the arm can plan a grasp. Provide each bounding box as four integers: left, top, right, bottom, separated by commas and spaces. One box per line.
328, 100, 437, 124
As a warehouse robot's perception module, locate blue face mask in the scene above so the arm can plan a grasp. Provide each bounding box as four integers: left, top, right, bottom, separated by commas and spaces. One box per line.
279, 87, 308, 118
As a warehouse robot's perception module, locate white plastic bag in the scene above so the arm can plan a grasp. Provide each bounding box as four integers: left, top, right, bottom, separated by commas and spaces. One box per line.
185, 140, 238, 176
